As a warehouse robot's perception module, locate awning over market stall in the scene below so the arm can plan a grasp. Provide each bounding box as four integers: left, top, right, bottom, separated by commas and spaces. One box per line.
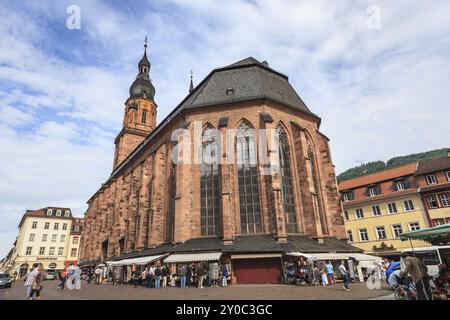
400, 223, 450, 245
286, 252, 349, 260
347, 253, 383, 268
231, 253, 282, 260
164, 252, 222, 263
107, 254, 165, 267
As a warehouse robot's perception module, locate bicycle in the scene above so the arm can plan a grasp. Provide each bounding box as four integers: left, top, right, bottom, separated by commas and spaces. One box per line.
394, 277, 417, 300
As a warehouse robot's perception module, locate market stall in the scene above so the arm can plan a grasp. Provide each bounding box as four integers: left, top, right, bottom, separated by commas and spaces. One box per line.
400, 223, 450, 245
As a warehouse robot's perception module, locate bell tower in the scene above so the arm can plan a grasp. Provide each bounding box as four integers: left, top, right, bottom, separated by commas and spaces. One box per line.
113, 36, 157, 169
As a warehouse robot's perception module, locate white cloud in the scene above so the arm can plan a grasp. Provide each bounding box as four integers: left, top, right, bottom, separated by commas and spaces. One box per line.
0, 0, 449, 257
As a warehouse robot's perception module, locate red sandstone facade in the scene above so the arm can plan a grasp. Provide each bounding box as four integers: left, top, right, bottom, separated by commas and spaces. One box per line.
80, 54, 346, 262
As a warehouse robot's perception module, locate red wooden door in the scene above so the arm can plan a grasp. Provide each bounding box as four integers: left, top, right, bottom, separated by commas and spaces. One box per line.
233, 258, 282, 284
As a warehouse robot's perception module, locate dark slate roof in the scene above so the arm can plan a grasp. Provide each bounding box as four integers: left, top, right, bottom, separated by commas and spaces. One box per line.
101, 235, 361, 262
180, 57, 315, 117
223, 235, 284, 253
416, 156, 450, 175
171, 237, 225, 253
283, 235, 362, 253
139, 49, 150, 67
102, 56, 319, 185
78, 259, 100, 267
111, 243, 175, 261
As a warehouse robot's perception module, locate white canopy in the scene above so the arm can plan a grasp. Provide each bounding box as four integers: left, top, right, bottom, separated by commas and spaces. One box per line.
107, 254, 165, 267
286, 252, 349, 261
164, 252, 222, 263
347, 253, 383, 268
231, 253, 282, 260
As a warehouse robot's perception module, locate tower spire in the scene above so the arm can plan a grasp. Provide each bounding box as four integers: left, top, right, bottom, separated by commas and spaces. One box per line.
189, 70, 194, 93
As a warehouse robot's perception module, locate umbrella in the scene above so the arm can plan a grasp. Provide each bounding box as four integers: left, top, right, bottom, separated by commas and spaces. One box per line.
385, 261, 401, 283
400, 223, 450, 245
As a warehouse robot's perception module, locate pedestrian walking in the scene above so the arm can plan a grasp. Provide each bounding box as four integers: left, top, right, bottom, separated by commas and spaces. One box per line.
179, 264, 187, 288
24, 263, 39, 300
148, 265, 155, 288
87, 268, 94, 284
197, 264, 205, 288
154, 265, 161, 288
29, 264, 45, 300
338, 261, 350, 291
400, 252, 431, 300
140, 268, 148, 287
320, 268, 328, 286
58, 270, 67, 290
114, 267, 121, 285
221, 265, 229, 287
325, 261, 335, 285
94, 267, 102, 285
132, 269, 140, 288
186, 264, 192, 288
209, 262, 219, 288
161, 265, 168, 287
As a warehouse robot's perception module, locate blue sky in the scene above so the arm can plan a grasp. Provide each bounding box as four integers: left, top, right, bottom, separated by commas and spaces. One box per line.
1, 0, 450, 258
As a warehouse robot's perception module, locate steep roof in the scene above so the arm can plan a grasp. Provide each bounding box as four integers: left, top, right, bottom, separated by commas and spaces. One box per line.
339, 163, 417, 191
416, 156, 450, 175
95, 57, 320, 197
180, 57, 315, 116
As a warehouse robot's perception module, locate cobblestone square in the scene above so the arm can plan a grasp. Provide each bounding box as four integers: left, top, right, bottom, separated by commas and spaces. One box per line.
0, 279, 392, 300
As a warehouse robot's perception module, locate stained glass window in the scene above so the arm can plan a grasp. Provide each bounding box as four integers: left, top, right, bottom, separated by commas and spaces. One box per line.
200, 127, 221, 236
236, 122, 262, 234
275, 125, 298, 233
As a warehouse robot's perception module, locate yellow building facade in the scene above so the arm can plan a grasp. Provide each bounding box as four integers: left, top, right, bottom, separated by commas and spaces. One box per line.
9, 207, 74, 277
343, 194, 430, 255
339, 163, 432, 257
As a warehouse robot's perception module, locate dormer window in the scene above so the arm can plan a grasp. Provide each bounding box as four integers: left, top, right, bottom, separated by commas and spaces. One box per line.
47, 209, 52, 215
226, 88, 234, 96
275, 90, 284, 100
64, 210, 70, 217
56, 210, 61, 216
343, 193, 349, 202
394, 179, 407, 191
341, 190, 354, 202
426, 174, 437, 185
367, 185, 381, 197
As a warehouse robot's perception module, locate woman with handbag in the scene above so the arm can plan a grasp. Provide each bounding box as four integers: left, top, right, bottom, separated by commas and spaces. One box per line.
30, 265, 45, 300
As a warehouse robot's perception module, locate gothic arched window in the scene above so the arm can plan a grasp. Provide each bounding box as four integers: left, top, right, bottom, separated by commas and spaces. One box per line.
200, 127, 221, 236
236, 122, 262, 234
275, 125, 298, 233
306, 136, 328, 235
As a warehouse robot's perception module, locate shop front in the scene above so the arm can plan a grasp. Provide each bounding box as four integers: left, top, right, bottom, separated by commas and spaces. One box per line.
231, 253, 283, 284
163, 251, 224, 287
107, 254, 166, 284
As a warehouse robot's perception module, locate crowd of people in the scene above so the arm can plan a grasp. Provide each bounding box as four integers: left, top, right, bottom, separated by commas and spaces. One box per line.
284, 259, 351, 291
17, 253, 449, 300
83, 261, 231, 289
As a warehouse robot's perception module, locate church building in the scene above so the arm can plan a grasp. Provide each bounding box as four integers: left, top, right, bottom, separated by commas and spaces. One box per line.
80, 42, 360, 284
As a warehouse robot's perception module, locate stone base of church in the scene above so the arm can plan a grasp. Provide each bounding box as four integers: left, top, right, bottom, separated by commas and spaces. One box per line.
80, 235, 361, 285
